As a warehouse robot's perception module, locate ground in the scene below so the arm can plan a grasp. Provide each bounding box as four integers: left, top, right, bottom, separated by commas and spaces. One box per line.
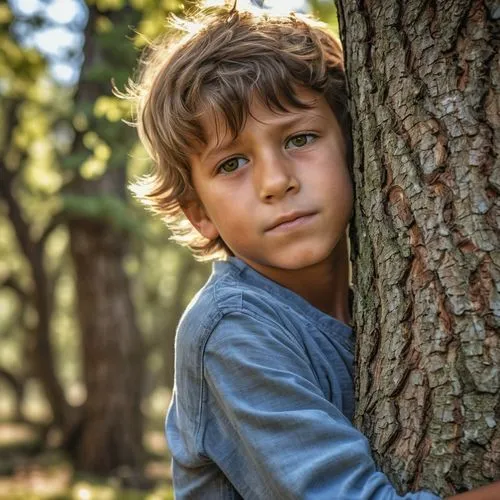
0, 386, 174, 500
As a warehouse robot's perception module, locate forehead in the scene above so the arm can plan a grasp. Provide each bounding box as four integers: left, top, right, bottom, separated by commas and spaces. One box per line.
194, 87, 328, 152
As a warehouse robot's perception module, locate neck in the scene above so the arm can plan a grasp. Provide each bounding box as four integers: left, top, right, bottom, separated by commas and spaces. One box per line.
292, 233, 351, 325
246, 232, 352, 326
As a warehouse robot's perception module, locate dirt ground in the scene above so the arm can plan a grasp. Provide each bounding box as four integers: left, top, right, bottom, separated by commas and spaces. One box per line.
0, 422, 173, 500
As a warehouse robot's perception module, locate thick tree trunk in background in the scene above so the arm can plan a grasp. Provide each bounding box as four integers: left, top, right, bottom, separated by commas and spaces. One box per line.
64, 6, 145, 474
335, 0, 499, 496
68, 183, 144, 473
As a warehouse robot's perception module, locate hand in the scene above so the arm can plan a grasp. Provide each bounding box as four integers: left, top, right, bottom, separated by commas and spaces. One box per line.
448, 481, 500, 500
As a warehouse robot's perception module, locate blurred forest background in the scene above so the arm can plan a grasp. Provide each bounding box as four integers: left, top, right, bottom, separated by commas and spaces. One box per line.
0, 0, 338, 498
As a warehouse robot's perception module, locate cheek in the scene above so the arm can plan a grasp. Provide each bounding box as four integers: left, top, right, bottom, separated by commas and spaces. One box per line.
315, 161, 351, 196
206, 201, 246, 244
314, 162, 353, 221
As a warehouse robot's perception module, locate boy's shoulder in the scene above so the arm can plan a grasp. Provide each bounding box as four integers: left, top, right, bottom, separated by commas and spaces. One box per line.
177, 258, 289, 345
172, 258, 312, 401
175, 257, 354, 357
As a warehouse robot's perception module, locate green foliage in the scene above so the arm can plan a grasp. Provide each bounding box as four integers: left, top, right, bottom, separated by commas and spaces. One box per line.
307, 0, 339, 33
62, 193, 144, 234
88, 0, 126, 11
0, 37, 46, 97
94, 96, 132, 122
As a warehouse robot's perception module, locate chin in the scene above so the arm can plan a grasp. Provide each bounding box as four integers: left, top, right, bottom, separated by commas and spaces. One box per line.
270, 245, 335, 271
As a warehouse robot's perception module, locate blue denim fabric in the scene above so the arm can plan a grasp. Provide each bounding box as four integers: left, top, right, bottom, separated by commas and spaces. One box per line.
166, 257, 441, 500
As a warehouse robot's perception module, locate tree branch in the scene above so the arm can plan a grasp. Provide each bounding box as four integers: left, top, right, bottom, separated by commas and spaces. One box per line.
0, 98, 21, 155
39, 211, 67, 249
0, 274, 29, 301
0, 161, 36, 263
0, 159, 71, 429
0, 365, 25, 421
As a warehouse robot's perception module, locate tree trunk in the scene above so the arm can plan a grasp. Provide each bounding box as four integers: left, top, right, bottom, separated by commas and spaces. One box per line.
335, 0, 499, 496
0, 101, 76, 434
64, 6, 145, 474
68, 192, 144, 473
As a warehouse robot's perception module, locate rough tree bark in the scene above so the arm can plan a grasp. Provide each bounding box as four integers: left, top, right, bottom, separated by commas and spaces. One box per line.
335, 0, 499, 496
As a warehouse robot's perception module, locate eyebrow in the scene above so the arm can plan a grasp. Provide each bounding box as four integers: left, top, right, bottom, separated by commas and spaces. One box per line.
201, 112, 323, 162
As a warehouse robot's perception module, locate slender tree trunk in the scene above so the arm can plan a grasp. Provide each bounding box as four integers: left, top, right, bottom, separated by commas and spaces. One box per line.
0, 101, 76, 433
335, 0, 499, 496
0, 367, 25, 421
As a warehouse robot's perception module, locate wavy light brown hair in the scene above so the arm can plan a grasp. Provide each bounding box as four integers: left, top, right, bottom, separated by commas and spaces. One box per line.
129, 5, 351, 261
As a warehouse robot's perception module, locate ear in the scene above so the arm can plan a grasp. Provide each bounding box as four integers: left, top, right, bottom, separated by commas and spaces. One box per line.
182, 199, 220, 241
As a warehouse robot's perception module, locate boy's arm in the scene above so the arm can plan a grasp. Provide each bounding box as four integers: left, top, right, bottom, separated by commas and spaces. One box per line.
448, 483, 500, 500
201, 311, 440, 500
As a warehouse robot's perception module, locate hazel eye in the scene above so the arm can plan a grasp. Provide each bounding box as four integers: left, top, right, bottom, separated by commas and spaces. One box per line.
286, 133, 317, 149
218, 157, 248, 174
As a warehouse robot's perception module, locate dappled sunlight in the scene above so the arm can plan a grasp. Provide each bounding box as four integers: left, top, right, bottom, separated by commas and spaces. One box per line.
0, 422, 39, 446
0, 451, 72, 499
0, 422, 173, 499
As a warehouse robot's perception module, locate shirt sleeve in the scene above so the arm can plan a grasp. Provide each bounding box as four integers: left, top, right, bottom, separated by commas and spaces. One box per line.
201, 311, 441, 500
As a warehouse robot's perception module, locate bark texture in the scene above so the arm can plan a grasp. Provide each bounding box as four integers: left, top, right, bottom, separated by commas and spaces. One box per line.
335, 0, 500, 495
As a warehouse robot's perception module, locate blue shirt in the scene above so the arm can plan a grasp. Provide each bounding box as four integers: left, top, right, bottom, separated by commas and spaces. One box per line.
166, 257, 441, 500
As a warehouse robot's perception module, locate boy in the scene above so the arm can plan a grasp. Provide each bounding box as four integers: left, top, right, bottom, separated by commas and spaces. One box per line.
130, 5, 500, 499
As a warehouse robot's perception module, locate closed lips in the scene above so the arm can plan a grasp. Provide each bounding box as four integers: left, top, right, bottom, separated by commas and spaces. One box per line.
266, 211, 317, 231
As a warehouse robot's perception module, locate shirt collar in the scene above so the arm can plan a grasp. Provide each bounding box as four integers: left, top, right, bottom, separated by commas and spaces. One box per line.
214, 257, 354, 349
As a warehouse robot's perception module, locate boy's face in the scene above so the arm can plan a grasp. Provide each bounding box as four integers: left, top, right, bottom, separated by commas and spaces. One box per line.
185, 88, 353, 277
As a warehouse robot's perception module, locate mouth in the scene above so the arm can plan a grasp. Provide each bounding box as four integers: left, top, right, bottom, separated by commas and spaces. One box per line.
265, 211, 317, 232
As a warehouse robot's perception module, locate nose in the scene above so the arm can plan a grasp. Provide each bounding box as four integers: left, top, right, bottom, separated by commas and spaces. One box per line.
255, 151, 299, 202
